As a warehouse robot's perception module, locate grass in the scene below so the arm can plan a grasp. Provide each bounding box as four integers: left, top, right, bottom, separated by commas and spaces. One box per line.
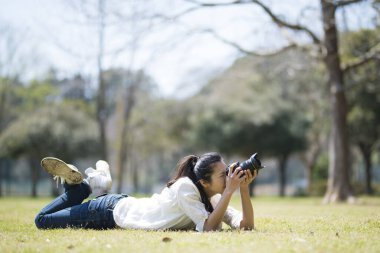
1, 196, 380, 253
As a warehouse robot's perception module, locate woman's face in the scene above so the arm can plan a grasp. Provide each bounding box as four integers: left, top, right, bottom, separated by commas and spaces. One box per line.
201, 161, 227, 198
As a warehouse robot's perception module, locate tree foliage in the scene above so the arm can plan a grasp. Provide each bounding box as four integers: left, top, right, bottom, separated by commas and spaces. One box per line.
0, 104, 99, 161
342, 29, 380, 148
190, 108, 307, 158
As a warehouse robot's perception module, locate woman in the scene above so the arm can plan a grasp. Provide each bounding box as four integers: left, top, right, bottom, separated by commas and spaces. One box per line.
35, 152, 257, 232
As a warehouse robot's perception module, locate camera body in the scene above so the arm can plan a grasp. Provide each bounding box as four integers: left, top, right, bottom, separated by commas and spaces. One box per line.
226, 153, 264, 176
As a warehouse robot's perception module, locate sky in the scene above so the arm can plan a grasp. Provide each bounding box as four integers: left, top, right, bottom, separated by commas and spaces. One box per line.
0, 0, 377, 98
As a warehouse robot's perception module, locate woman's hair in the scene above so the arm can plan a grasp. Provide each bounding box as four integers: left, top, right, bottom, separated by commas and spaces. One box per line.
167, 152, 222, 213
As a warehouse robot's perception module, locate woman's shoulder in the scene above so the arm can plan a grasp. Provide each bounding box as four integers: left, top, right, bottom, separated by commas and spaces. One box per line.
175, 176, 193, 184
172, 176, 194, 187
170, 177, 199, 193
171, 177, 202, 202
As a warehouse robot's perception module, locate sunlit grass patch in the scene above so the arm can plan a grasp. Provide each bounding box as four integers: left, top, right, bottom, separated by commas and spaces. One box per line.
0, 196, 379, 252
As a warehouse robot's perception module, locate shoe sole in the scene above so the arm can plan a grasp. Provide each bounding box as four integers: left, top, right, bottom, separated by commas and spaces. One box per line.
41, 157, 83, 184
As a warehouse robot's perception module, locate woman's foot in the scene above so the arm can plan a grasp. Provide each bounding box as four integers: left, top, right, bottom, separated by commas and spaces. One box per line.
85, 160, 112, 192
41, 157, 83, 185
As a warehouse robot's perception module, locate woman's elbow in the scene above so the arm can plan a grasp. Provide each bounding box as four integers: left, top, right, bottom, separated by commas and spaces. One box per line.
202, 220, 220, 232
239, 221, 254, 230
203, 224, 218, 232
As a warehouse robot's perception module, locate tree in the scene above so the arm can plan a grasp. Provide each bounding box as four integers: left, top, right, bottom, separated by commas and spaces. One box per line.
96, 0, 108, 160
261, 111, 308, 196
61, 0, 113, 160
253, 49, 329, 195
0, 23, 34, 196
0, 77, 22, 197
123, 88, 186, 192
0, 104, 99, 197
187, 46, 330, 195
173, 0, 380, 202
0, 71, 96, 197
0, 78, 57, 196
63, 0, 157, 163
190, 105, 307, 196
343, 29, 380, 194
103, 68, 155, 193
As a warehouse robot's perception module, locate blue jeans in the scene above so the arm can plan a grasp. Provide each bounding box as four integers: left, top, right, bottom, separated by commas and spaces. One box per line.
35, 182, 127, 229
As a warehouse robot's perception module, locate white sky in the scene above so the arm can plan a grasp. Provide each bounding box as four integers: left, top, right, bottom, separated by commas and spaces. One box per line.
0, 0, 377, 98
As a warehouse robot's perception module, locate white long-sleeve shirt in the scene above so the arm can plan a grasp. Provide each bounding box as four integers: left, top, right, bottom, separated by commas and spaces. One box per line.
112, 177, 242, 232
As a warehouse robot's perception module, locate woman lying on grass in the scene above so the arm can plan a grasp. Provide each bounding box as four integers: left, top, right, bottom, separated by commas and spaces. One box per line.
35, 152, 257, 232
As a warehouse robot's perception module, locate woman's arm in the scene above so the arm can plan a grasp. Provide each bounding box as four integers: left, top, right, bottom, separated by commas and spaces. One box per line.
203, 190, 233, 231
239, 170, 257, 230
203, 167, 245, 231
239, 186, 254, 230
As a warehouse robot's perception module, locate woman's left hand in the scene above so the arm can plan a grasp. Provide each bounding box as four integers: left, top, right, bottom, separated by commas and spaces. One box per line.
240, 169, 257, 188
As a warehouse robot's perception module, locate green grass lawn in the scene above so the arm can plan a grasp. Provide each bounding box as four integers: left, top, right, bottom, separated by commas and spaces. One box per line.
0, 196, 379, 253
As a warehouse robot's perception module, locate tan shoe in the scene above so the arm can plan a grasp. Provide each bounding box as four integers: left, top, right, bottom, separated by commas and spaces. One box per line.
41, 157, 83, 185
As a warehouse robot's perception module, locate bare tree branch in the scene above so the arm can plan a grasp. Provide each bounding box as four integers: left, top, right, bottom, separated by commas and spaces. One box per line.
202, 28, 299, 57
183, 0, 322, 45
153, 7, 321, 59
148, 0, 251, 22
335, 0, 365, 8
250, 0, 321, 45
184, 0, 250, 7
342, 42, 380, 72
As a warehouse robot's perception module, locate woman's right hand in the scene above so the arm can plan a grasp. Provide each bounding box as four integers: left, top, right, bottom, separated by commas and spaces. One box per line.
225, 163, 246, 195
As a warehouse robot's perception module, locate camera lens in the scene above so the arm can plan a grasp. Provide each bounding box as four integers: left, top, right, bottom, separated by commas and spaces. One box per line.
240, 153, 264, 172
225, 153, 264, 175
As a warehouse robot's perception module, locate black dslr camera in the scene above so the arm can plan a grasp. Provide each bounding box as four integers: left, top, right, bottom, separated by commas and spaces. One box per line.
226, 153, 264, 176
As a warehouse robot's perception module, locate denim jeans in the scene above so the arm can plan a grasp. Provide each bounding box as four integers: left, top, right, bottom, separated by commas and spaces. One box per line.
35, 182, 127, 229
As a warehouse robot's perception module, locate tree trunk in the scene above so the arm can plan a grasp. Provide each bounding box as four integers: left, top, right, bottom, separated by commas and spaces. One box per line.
303, 140, 323, 195
29, 158, 39, 198
115, 82, 137, 193
0, 159, 3, 197
0, 81, 8, 197
97, 73, 108, 160
358, 143, 373, 195
321, 0, 354, 203
4, 159, 11, 195
278, 155, 288, 197
363, 150, 373, 195
96, 0, 108, 161
132, 157, 139, 193
306, 163, 313, 195
116, 122, 128, 193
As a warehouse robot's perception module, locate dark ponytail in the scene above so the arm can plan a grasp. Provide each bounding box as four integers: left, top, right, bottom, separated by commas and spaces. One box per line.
167, 155, 199, 187
167, 152, 222, 213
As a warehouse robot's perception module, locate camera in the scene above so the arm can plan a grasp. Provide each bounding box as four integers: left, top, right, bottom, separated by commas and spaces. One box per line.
226, 153, 264, 176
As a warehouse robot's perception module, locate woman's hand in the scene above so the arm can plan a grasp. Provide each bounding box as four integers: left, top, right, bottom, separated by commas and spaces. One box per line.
240, 169, 257, 189
225, 163, 246, 195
